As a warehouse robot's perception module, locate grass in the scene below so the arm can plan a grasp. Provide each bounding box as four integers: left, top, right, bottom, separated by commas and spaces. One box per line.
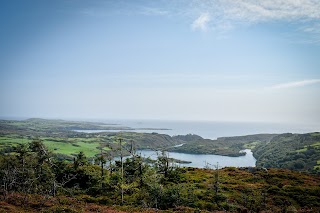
42, 137, 102, 143
43, 140, 102, 158
103, 147, 111, 151
296, 147, 307, 152
68, 137, 101, 143
0, 136, 31, 144
315, 160, 320, 170
41, 137, 112, 157
243, 141, 260, 149
311, 141, 320, 148
0, 135, 112, 158
296, 141, 320, 153
0, 136, 32, 150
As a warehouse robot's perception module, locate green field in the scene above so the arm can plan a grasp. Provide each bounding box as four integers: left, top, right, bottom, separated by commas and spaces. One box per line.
0, 136, 32, 150
41, 137, 114, 157
0, 136, 31, 144
0, 135, 110, 158
43, 141, 102, 157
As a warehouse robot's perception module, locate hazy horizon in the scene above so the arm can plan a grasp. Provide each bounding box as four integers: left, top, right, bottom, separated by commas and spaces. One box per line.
1, 115, 319, 129
1, 0, 320, 126
2, 116, 319, 140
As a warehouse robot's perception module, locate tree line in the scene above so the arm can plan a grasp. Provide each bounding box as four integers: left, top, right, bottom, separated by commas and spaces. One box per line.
1, 138, 319, 212
0, 139, 201, 210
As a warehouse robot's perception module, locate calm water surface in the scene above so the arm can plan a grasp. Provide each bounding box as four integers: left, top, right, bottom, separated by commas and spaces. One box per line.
75, 120, 319, 139
117, 149, 256, 169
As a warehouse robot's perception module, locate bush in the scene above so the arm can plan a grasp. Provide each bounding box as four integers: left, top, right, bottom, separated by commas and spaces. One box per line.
45, 206, 78, 213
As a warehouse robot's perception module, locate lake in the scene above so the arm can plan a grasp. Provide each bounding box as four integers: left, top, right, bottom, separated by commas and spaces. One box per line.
116, 149, 256, 169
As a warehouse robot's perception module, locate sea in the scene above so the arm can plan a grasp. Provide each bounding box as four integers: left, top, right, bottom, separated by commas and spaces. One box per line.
79, 119, 319, 140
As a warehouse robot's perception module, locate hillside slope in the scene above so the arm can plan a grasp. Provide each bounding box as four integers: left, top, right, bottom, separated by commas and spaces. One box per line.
169, 134, 277, 156
253, 132, 320, 173
1, 167, 319, 212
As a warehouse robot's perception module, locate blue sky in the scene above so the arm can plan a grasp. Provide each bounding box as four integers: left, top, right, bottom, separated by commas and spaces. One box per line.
1, 0, 320, 124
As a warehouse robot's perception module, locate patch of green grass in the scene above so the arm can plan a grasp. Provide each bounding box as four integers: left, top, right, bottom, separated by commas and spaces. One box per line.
43, 141, 102, 158
112, 140, 126, 145
314, 161, 320, 170
312, 160, 320, 170
0, 136, 32, 152
296, 141, 320, 153
243, 141, 260, 149
68, 137, 100, 143
0, 135, 108, 157
0, 136, 31, 144
296, 148, 307, 152
311, 141, 320, 148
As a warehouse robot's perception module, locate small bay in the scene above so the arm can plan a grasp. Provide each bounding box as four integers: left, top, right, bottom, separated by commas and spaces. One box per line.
116, 149, 256, 169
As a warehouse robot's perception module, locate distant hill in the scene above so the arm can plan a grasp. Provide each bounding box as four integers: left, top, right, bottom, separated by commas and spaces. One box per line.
253, 132, 320, 173
172, 134, 204, 141
169, 134, 277, 156
1, 118, 319, 173
1, 118, 275, 157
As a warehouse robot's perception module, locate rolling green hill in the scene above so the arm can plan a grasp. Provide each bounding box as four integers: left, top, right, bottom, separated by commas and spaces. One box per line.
169, 134, 277, 156
253, 132, 320, 173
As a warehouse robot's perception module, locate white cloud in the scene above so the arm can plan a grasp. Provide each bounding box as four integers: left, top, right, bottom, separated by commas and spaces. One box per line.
170, 0, 320, 39
270, 79, 320, 89
193, 0, 320, 22
79, 0, 320, 41
192, 13, 210, 32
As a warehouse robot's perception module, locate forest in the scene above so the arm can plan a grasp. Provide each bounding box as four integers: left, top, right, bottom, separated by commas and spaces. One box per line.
253, 133, 320, 173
